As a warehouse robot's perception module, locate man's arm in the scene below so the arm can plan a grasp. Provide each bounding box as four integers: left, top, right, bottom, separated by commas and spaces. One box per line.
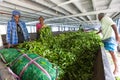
96, 29, 102, 34
111, 24, 119, 42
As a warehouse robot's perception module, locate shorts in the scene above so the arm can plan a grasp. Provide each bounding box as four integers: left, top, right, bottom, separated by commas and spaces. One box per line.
102, 37, 117, 51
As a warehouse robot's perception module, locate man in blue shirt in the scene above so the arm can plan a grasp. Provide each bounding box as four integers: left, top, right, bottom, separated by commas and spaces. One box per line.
6, 10, 30, 48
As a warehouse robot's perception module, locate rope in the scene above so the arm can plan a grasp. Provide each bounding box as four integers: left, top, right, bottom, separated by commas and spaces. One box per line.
22, 54, 52, 80
19, 57, 40, 77
7, 67, 20, 80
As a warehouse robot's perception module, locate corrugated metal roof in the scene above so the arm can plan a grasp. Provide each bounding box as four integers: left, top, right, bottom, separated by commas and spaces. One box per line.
0, 0, 120, 26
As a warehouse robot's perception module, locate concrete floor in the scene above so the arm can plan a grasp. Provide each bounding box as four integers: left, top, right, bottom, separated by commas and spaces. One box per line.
0, 60, 16, 80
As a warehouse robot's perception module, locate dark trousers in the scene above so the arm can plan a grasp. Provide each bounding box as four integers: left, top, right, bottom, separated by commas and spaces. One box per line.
36, 32, 40, 40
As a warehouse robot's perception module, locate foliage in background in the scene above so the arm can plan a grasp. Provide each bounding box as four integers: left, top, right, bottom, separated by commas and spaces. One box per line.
38, 26, 53, 47
18, 27, 103, 80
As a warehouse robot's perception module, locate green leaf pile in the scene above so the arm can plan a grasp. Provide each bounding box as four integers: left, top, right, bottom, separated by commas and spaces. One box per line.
18, 27, 103, 80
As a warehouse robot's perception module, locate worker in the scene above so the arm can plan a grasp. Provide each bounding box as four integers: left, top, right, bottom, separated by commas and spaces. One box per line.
97, 13, 119, 76
36, 16, 46, 40
6, 10, 30, 48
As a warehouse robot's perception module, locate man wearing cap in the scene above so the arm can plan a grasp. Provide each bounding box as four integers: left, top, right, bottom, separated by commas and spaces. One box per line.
6, 10, 30, 48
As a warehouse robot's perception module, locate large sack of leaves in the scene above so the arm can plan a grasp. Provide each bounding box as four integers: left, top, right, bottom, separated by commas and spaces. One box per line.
0, 48, 57, 80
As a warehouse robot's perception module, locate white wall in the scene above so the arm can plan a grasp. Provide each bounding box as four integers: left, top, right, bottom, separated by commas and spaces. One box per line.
0, 25, 36, 35
0, 25, 7, 35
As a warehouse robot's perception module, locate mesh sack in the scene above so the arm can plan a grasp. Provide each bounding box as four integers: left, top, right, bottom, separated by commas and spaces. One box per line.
0, 48, 57, 80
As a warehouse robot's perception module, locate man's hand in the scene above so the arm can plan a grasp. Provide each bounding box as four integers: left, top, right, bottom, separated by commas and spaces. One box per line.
96, 29, 102, 34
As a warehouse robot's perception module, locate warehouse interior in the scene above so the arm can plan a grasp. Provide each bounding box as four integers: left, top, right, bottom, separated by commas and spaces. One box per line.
0, 0, 120, 80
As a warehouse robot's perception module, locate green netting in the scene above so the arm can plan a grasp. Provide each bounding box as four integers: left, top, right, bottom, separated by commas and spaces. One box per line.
0, 48, 21, 63
0, 48, 57, 80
